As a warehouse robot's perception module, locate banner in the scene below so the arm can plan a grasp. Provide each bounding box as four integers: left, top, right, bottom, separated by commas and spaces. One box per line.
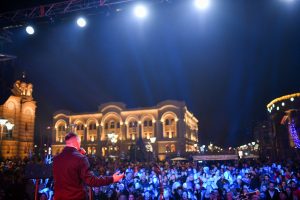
193, 154, 238, 161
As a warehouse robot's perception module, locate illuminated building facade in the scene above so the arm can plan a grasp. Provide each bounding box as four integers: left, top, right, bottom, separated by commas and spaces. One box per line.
0, 80, 36, 159
52, 100, 199, 160
267, 93, 300, 158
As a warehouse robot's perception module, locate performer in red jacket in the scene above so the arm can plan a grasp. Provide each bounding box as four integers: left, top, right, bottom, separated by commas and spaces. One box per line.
53, 132, 124, 200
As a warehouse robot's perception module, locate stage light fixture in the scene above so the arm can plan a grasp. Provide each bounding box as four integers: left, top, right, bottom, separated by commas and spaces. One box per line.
194, 0, 210, 10
134, 5, 148, 18
26, 26, 35, 35
77, 17, 87, 27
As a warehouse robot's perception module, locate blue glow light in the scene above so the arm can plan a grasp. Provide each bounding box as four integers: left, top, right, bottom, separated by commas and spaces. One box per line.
289, 120, 300, 148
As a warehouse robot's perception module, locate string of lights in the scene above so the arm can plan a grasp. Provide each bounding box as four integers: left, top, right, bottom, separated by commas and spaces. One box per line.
288, 120, 300, 148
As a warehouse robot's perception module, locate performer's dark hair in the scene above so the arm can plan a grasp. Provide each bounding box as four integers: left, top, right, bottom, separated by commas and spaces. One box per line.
65, 132, 78, 141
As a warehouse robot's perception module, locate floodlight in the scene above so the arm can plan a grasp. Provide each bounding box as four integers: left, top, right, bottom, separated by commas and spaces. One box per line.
77, 17, 87, 27
194, 0, 210, 10
134, 5, 148, 18
26, 26, 35, 35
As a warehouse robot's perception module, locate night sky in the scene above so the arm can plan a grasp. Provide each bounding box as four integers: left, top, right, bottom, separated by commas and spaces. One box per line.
1, 0, 300, 146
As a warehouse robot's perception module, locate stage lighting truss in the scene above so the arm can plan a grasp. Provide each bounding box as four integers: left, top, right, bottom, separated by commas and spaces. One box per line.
0, 0, 159, 30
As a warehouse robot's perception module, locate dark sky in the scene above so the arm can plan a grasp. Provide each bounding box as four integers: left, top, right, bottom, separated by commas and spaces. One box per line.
1, 0, 300, 146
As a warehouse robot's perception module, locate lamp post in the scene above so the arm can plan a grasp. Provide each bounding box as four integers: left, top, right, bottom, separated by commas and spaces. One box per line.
0, 119, 8, 142
149, 137, 156, 162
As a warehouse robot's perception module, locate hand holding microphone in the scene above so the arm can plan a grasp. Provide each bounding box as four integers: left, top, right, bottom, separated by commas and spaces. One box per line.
78, 147, 86, 155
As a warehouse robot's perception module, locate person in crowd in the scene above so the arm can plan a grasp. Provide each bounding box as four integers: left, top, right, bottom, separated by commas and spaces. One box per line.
265, 181, 280, 200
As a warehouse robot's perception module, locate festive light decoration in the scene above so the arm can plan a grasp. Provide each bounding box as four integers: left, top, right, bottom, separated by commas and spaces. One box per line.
288, 120, 300, 148
267, 93, 300, 110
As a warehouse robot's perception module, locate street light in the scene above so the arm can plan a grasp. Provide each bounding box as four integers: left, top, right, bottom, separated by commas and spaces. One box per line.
150, 137, 156, 144
107, 133, 118, 157
149, 137, 156, 162
108, 133, 118, 144
0, 119, 8, 126
0, 119, 14, 157
0, 120, 14, 139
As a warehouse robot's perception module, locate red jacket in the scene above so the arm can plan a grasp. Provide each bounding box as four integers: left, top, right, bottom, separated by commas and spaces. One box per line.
53, 146, 113, 200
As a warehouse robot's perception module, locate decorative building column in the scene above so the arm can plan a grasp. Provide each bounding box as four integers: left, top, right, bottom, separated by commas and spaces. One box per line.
84, 125, 88, 148
54, 127, 58, 143
118, 122, 122, 141
84, 126, 88, 141
97, 124, 101, 157
97, 124, 101, 141
138, 121, 142, 139
153, 120, 156, 139
175, 119, 178, 138
125, 123, 129, 140
122, 123, 126, 140
159, 121, 164, 139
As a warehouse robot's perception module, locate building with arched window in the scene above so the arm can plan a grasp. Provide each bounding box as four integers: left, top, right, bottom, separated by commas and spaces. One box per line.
52, 100, 198, 160
0, 80, 36, 159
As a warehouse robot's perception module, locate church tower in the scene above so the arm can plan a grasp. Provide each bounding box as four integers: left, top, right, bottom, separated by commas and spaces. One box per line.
0, 77, 36, 159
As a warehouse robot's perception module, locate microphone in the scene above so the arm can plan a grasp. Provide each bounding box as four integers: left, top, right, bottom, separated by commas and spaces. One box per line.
78, 147, 86, 155
153, 163, 162, 175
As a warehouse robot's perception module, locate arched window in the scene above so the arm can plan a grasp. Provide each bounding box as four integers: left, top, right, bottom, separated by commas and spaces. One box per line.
163, 115, 177, 138
77, 124, 84, 131
110, 121, 115, 129
165, 144, 170, 153
56, 123, 66, 142
171, 144, 176, 152
58, 125, 65, 131
89, 123, 96, 130
88, 122, 97, 142
103, 118, 121, 141
142, 119, 154, 139
128, 120, 138, 140
76, 123, 85, 141
165, 119, 170, 125
129, 121, 137, 128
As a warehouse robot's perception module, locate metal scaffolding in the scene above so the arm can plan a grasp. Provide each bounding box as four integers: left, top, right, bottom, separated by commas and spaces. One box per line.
0, 0, 148, 29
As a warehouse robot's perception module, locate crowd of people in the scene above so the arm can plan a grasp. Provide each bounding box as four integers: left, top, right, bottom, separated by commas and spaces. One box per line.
1, 155, 300, 200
